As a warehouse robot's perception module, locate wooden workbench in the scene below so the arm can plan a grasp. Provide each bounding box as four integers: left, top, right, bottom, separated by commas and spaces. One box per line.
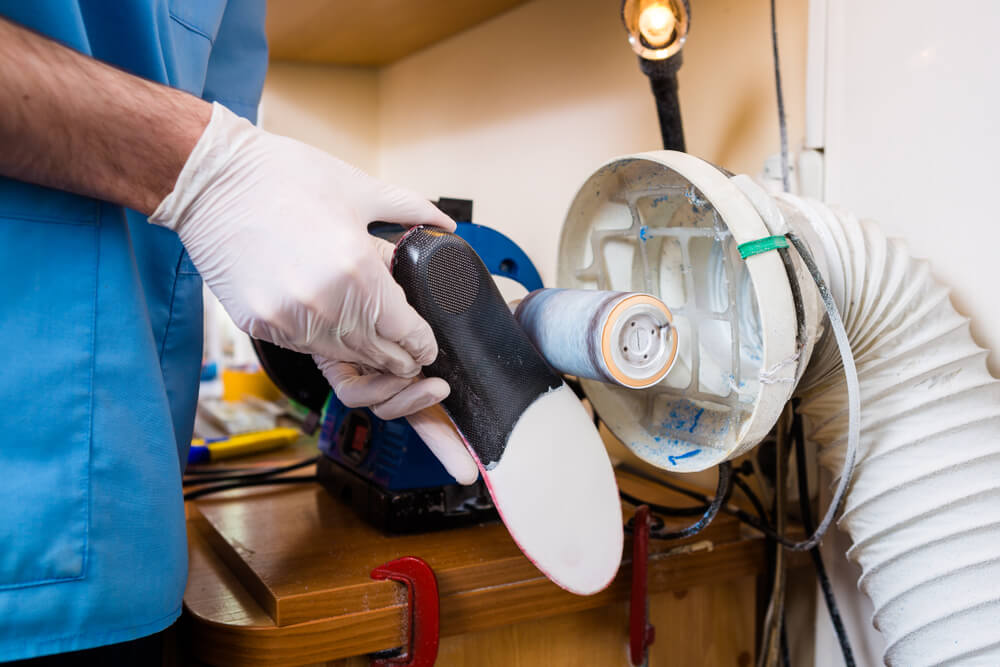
183, 457, 767, 666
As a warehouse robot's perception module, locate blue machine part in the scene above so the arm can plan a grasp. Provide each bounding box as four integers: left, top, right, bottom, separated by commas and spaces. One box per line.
320, 222, 544, 490
454, 222, 543, 291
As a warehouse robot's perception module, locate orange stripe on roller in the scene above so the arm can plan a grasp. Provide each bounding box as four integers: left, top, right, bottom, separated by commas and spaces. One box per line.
600, 294, 678, 389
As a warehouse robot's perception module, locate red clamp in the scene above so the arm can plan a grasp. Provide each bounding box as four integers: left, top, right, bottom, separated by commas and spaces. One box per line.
370, 556, 440, 667
629, 505, 655, 667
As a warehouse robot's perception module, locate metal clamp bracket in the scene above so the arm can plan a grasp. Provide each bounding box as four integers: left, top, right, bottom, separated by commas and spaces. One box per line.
629, 505, 655, 667
370, 556, 440, 667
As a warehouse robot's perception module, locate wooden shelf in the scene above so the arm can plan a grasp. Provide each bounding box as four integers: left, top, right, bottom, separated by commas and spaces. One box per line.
266, 0, 531, 66
182, 462, 771, 666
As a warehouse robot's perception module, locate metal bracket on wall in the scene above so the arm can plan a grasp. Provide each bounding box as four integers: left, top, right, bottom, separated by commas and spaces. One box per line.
370, 556, 440, 667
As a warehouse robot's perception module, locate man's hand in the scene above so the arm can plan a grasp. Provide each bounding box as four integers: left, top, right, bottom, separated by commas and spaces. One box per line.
151, 103, 454, 377
314, 358, 479, 484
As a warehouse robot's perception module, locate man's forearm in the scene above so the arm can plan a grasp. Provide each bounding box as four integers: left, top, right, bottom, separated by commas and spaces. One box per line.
0, 17, 211, 216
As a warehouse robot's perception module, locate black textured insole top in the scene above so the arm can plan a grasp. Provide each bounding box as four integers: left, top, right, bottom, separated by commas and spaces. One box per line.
392, 228, 562, 468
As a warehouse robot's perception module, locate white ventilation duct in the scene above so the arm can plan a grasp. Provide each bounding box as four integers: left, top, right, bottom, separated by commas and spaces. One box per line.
557, 151, 1000, 666
783, 194, 1000, 666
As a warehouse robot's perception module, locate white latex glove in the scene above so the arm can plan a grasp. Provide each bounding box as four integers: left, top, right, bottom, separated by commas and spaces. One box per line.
407, 404, 479, 485
151, 102, 478, 484
312, 232, 478, 483
150, 102, 449, 377
312, 358, 478, 484
308, 236, 448, 419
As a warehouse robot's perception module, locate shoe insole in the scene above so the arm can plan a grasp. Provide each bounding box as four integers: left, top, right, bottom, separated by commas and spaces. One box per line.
392, 227, 623, 595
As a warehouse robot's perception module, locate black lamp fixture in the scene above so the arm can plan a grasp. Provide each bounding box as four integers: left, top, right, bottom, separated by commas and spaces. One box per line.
621, 0, 690, 151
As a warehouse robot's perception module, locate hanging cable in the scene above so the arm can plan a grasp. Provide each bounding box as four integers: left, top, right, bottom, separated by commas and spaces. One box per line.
783, 233, 860, 552
620, 460, 791, 545
770, 0, 792, 193
619, 489, 710, 517
793, 406, 856, 667
183, 475, 318, 501
731, 471, 769, 526
650, 461, 732, 540
758, 408, 791, 667
780, 621, 792, 667
622, 462, 733, 541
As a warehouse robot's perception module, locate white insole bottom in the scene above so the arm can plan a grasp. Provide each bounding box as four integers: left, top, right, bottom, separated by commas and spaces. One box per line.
483, 384, 623, 595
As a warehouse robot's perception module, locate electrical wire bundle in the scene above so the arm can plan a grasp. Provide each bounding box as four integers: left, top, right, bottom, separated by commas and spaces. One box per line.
183, 454, 319, 500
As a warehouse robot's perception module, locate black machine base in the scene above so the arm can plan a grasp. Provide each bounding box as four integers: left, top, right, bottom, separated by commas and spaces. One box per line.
317, 456, 498, 534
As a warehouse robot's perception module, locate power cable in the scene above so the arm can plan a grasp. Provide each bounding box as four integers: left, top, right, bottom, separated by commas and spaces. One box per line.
793, 406, 856, 666
182, 455, 320, 487
647, 461, 732, 540
770, 0, 792, 193
183, 475, 318, 501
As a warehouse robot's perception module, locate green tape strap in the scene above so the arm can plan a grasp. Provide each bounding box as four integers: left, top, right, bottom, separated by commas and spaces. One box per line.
738, 235, 789, 259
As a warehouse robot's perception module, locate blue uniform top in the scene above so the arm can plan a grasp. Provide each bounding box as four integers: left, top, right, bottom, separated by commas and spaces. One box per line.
0, 2, 267, 660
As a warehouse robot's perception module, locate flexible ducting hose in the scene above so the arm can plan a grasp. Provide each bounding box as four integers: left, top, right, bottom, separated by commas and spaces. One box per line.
782, 195, 1000, 666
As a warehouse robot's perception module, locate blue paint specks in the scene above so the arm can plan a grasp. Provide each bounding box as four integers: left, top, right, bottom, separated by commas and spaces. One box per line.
653, 435, 661, 442
662, 404, 707, 435
650, 195, 669, 208
688, 408, 704, 433
639, 225, 649, 242
668, 449, 702, 466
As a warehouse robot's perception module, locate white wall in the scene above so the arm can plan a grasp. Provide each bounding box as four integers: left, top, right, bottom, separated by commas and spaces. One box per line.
259, 61, 379, 175
377, 0, 809, 285
819, 0, 1000, 375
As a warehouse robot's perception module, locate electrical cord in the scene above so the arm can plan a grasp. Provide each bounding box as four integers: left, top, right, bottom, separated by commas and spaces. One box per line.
783, 233, 860, 553
182, 454, 321, 501
622, 461, 733, 541
648, 461, 732, 540
770, 0, 791, 193
619, 454, 793, 666
183, 475, 318, 501
793, 406, 856, 667
759, 408, 791, 667
767, 7, 793, 651
182, 455, 320, 487
780, 620, 791, 667
731, 472, 769, 526
619, 489, 710, 517
184, 465, 263, 475
620, 460, 793, 545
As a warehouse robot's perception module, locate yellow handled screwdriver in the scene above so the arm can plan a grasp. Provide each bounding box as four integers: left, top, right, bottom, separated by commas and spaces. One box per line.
187, 427, 300, 464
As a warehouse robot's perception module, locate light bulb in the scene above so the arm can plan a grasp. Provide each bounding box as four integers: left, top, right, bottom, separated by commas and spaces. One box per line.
622, 0, 688, 60
638, 4, 676, 48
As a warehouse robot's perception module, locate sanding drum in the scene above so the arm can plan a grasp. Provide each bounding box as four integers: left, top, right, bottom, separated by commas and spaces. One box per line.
514, 288, 678, 389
